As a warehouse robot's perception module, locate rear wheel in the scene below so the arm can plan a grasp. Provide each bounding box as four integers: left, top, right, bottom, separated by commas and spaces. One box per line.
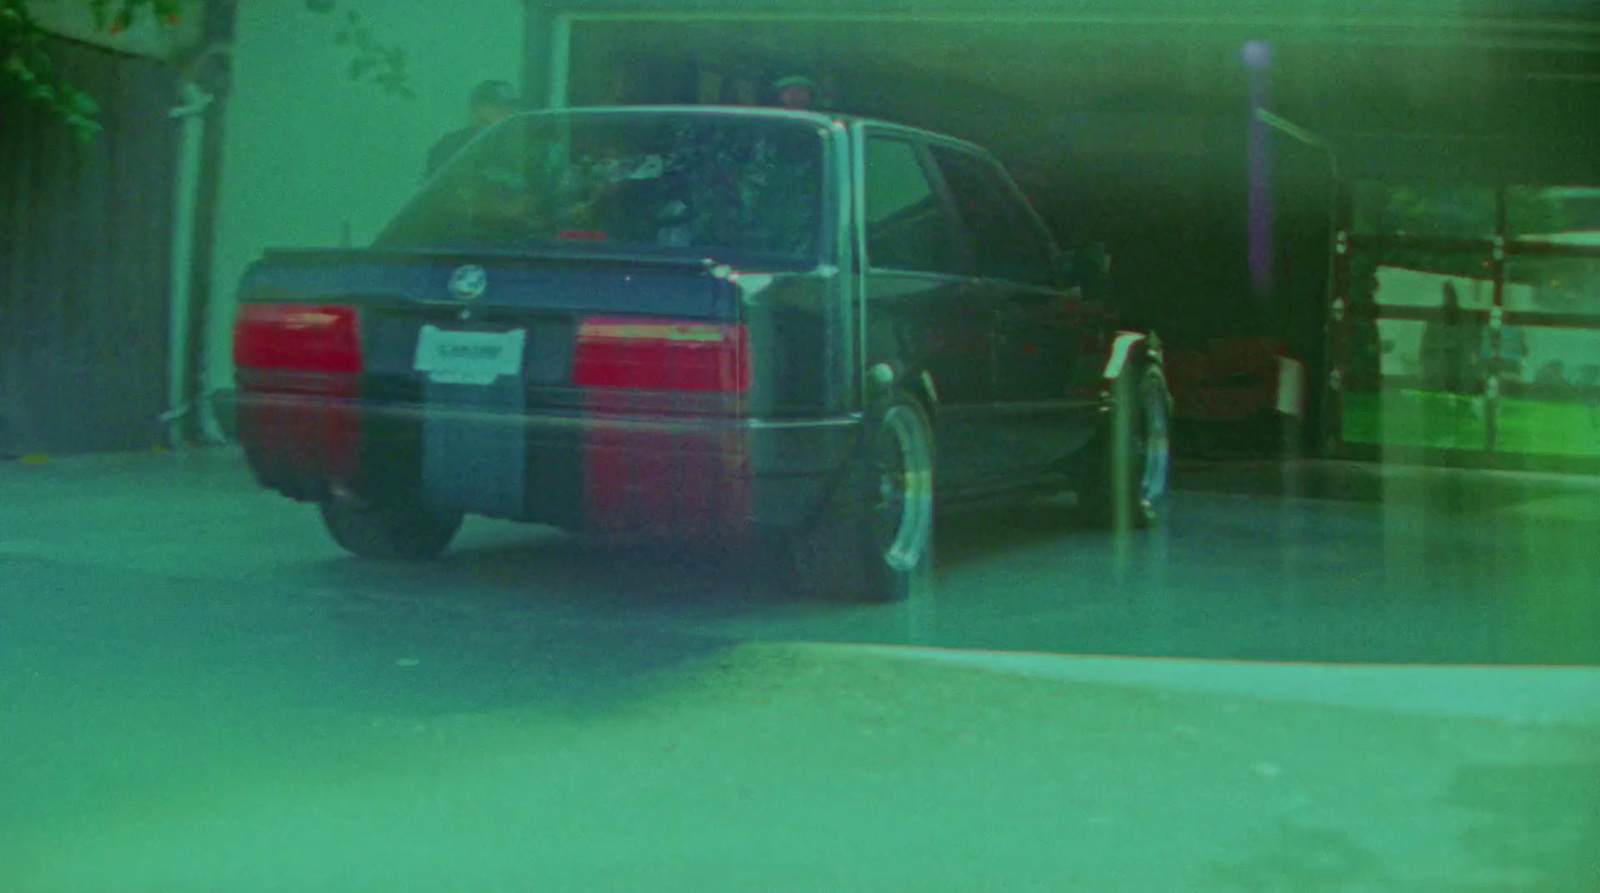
789, 394, 935, 603
320, 493, 463, 561
1082, 365, 1172, 529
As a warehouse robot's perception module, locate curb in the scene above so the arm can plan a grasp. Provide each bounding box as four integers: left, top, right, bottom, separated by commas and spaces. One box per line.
807, 642, 1600, 728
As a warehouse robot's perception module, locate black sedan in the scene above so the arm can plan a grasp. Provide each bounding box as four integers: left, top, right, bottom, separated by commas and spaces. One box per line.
219, 106, 1172, 603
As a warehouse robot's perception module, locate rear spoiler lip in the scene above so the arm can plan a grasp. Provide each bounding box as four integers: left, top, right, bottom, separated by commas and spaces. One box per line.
238, 249, 821, 320
257, 247, 740, 276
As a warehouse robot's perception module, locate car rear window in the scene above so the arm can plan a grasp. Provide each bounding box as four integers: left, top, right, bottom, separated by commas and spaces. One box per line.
377, 111, 826, 266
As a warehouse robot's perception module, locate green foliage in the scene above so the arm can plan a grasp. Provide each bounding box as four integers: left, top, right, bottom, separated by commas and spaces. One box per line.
87, 0, 185, 31
332, 6, 412, 99
0, 0, 412, 141
1, 0, 103, 138
1357, 183, 1567, 238
1353, 182, 1570, 280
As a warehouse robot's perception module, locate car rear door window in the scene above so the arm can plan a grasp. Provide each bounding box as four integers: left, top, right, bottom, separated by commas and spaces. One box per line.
930, 146, 1057, 288
863, 137, 960, 275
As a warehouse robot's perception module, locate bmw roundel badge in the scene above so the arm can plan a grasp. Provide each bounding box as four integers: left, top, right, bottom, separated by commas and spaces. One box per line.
447, 265, 488, 301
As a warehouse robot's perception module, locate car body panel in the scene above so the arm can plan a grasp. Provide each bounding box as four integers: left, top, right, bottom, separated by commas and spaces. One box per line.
226, 106, 1154, 541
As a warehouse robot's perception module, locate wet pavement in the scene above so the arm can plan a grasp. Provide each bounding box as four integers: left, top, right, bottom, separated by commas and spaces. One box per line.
2, 449, 1598, 891
2, 449, 1597, 667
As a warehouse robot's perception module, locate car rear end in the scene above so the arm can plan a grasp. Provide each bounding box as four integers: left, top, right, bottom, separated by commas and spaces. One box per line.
220, 108, 859, 546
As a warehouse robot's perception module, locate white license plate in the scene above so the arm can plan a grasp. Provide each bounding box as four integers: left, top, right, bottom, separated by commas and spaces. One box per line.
413, 325, 526, 385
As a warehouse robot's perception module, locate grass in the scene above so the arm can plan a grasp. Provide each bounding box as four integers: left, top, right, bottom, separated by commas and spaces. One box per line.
1344, 391, 1600, 457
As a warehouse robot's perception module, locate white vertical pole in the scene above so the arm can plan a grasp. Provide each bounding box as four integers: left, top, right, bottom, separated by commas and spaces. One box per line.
164, 81, 212, 448
548, 13, 572, 109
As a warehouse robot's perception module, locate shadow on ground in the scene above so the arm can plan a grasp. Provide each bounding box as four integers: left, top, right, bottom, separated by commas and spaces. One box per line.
1210, 821, 1392, 893
1440, 757, 1600, 893
1174, 459, 1599, 514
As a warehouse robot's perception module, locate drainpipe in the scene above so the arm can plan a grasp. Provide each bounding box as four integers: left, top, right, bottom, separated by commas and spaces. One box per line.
162, 78, 214, 448
169, 38, 234, 447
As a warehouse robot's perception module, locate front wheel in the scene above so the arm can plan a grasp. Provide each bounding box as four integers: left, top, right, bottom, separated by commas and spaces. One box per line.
789, 395, 935, 603
1082, 365, 1172, 530
320, 494, 463, 561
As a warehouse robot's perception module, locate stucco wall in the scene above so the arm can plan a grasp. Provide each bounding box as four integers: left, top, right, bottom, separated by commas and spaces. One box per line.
205, 1, 523, 397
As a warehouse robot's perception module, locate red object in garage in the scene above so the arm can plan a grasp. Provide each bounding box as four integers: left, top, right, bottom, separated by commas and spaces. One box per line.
1168, 336, 1304, 426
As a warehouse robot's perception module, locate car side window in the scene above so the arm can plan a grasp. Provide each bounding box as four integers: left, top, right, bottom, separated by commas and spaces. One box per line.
862, 137, 960, 275
929, 146, 1057, 288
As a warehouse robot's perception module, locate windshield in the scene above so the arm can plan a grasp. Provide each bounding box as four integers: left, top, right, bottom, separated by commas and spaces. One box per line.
377, 111, 826, 265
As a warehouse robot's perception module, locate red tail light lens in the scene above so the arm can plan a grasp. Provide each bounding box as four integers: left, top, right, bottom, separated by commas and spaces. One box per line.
233, 304, 362, 375
232, 304, 362, 482
573, 318, 750, 393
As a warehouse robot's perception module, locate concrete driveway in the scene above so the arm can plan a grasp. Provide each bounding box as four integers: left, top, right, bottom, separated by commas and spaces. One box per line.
2, 449, 1597, 892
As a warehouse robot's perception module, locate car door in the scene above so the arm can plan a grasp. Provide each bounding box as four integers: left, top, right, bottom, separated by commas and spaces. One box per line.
927, 143, 1107, 477
857, 129, 1001, 492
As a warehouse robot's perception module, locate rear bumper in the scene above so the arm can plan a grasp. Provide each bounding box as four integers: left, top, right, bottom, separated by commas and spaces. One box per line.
215, 389, 861, 539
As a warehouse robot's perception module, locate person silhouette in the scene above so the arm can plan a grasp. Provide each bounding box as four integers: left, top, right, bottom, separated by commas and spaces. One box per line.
425, 80, 520, 178
770, 75, 821, 111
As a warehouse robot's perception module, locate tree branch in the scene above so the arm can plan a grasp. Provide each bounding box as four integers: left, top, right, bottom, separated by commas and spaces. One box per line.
0, 0, 412, 141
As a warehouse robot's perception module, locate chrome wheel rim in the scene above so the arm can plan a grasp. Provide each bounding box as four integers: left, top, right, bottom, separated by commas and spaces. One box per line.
874, 406, 934, 572
1135, 384, 1171, 514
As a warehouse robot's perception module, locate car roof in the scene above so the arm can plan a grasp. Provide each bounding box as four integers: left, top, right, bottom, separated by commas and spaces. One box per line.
508, 105, 991, 156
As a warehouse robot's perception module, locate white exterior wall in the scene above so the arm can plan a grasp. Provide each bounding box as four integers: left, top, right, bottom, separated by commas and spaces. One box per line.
205, 2, 523, 398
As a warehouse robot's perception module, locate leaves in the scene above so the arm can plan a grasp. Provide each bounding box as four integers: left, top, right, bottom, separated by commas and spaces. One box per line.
87, 0, 113, 27
3, 0, 156, 138
328, 6, 413, 97
88, 0, 182, 31
2, 0, 416, 141
1355, 182, 1571, 283
1, 0, 95, 139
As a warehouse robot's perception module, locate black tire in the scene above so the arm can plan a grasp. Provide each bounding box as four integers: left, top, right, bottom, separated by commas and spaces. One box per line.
1081, 365, 1172, 530
788, 394, 935, 603
319, 494, 463, 561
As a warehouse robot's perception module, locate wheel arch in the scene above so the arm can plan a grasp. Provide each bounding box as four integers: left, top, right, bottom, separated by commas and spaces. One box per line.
1104, 330, 1173, 414
1103, 330, 1165, 379
867, 361, 940, 424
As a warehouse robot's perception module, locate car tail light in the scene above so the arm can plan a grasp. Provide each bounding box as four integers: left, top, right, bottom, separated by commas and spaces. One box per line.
232, 303, 362, 483
575, 318, 752, 539
572, 318, 750, 393
233, 304, 362, 376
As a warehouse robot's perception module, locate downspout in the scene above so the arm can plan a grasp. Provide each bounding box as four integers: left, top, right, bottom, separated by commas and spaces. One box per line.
161, 78, 214, 447
177, 40, 234, 446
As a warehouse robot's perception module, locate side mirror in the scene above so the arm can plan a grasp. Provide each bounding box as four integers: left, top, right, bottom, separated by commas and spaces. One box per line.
1058, 253, 1079, 286
1060, 244, 1110, 290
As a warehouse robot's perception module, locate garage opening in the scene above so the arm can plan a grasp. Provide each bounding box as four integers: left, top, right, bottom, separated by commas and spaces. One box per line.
1341, 183, 1600, 471
545, 12, 1600, 468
